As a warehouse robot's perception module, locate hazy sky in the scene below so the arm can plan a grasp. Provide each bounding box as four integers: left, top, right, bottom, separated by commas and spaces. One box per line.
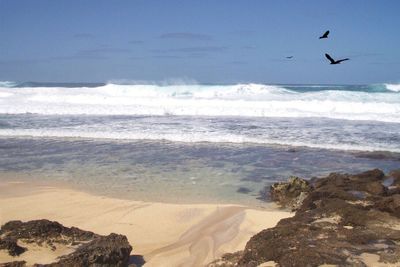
1, 0, 399, 84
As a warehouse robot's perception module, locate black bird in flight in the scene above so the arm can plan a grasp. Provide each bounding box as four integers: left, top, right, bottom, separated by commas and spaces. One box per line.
286, 56, 293, 59
325, 53, 349, 64
319, 30, 330, 39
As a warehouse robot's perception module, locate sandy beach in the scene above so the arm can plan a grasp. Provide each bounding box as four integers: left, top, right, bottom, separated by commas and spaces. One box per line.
0, 180, 292, 266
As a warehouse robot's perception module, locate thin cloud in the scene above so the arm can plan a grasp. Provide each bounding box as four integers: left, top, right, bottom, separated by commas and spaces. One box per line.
241, 45, 255, 50
151, 46, 228, 54
0, 58, 47, 65
76, 48, 131, 57
52, 55, 106, 60
73, 33, 95, 39
129, 56, 146, 60
152, 55, 183, 59
159, 32, 213, 41
129, 40, 144, 45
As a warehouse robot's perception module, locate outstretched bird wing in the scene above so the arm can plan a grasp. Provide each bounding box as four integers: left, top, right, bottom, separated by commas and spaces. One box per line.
325, 53, 335, 64
337, 58, 350, 63
319, 30, 329, 39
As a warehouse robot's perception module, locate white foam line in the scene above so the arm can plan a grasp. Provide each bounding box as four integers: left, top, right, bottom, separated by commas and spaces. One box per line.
1, 83, 400, 123
0, 129, 399, 153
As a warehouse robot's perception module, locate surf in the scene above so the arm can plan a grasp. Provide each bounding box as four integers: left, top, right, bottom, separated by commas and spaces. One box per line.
0, 82, 399, 123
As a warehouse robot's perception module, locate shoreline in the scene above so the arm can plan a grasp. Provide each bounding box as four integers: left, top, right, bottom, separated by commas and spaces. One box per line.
0, 180, 292, 266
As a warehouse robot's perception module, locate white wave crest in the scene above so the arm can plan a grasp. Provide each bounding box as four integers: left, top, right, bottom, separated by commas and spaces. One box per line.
0, 83, 400, 122
385, 83, 400, 92
1, 128, 399, 153
0, 81, 17, 88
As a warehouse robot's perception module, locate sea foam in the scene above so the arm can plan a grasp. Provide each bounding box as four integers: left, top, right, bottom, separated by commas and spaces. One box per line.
0, 83, 399, 122
385, 83, 400, 92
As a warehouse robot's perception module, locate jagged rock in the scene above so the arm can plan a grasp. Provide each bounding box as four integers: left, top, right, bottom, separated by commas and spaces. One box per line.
0, 238, 26, 256
269, 176, 311, 211
211, 169, 400, 267
0, 219, 97, 249
43, 233, 132, 267
0, 261, 26, 267
0, 220, 133, 267
390, 169, 400, 187
208, 251, 244, 267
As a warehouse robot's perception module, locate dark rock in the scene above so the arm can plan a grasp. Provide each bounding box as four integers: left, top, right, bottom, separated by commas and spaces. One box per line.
0, 261, 27, 267
269, 176, 311, 211
0, 238, 26, 256
0, 219, 97, 246
208, 251, 244, 267
44, 233, 132, 267
0, 220, 133, 267
390, 169, 400, 187
375, 194, 400, 217
211, 169, 400, 267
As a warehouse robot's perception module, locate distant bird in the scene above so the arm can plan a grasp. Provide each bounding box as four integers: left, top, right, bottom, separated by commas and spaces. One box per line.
319, 30, 330, 39
325, 53, 350, 64
286, 56, 293, 59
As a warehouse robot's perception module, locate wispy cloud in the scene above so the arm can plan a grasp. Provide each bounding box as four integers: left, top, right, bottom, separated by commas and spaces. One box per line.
129, 40, 144, 45
73, 33, 95, 39
76, 47, 131, 57
152, 55, 183, 59
0, 58, 47, 65
151, 46, 228, 54
128, 56, 146, 60
0, 46, 131, 64
159, 32, 213, 41
241, 45, 255, 50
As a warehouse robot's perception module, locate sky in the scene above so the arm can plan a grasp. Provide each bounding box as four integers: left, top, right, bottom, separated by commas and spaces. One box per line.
0, 0, 399, 84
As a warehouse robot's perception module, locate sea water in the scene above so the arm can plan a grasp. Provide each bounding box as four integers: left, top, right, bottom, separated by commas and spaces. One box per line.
0, 82, 399, 207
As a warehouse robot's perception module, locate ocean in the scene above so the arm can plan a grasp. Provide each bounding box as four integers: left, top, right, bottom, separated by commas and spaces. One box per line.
0, 82, 399, 207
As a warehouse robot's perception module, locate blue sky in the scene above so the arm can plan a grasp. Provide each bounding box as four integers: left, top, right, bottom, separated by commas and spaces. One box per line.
0, 0, 399, 84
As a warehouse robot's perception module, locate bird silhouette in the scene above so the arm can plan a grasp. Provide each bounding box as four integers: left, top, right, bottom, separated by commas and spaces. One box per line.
319, 30, 330, 39
325, 53, 349, 64
286, 56, 293, 59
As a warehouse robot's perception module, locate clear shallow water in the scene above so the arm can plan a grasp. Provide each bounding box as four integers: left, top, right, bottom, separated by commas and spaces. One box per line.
0, 82, 399, 207
0, 138, 398, 207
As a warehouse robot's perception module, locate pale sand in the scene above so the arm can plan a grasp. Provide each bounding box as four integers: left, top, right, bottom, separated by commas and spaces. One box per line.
0, 181, 292, 266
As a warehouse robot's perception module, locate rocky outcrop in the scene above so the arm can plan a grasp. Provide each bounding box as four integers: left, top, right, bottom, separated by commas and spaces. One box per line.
390, 169, 400, 186
269, 176, 311, 211
0, 220, 132, 267
44, 233, 132, 267
210, 169, 400, 267
0, 238, 26, 257
0, 219, 97, 251
0, 261, 27, 267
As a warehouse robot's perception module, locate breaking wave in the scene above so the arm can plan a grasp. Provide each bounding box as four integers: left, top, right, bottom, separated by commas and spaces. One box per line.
0, 82, 399, 122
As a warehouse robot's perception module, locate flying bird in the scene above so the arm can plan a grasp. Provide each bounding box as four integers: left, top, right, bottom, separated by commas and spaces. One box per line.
286, 56, 293, 59
319, 30, 330, 39
325, 53, 350, 64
